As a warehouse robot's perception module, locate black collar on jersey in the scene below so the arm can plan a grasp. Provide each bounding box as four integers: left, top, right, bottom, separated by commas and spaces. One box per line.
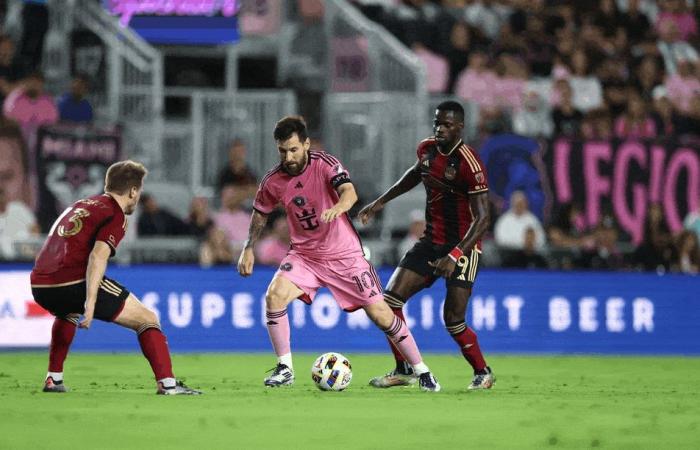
437, 139, 463, 156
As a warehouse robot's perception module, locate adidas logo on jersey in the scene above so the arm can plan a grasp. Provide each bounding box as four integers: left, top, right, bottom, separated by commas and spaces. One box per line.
457, 274, 466, 281
295, 182, 303, 189
369, 290, 378, 297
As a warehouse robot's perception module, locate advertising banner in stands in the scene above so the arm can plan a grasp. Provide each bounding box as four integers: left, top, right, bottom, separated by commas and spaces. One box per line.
34, 125, 122, 232
544, 138, 700, 243
2, 266, 699, 354
103, 0, 241, 44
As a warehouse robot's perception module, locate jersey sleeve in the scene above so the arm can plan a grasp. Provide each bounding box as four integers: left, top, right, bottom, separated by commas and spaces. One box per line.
461, 147, 489, 194
253, 178, 278, 214
95, 212, 126, 256
322, 154, 352, 189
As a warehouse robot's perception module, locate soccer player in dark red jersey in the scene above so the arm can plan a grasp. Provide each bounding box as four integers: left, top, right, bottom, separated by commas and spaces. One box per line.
359, 101, 495, 390
30, 160, 201, 395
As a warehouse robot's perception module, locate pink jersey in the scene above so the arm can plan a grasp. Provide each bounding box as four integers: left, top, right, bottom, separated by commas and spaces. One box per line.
254, 151, 363, 260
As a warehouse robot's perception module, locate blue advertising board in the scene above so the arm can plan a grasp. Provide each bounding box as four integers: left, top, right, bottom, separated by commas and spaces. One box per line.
19, 266, 694, 355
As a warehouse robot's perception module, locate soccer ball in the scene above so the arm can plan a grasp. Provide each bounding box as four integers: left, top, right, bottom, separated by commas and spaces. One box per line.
311, 352, 353, 391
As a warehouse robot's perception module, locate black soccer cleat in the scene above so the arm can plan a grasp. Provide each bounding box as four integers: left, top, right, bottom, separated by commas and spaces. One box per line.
418, 372, 441, 392
468, 366, 495, 390
43, 376, 68, 393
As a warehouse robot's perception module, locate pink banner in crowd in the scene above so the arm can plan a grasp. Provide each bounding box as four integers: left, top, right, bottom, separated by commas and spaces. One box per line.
331, 36, 370, 92
106, 0, 239, 26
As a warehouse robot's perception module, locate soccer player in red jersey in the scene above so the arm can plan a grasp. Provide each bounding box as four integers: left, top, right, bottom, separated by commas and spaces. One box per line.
30, 161, 201, 395
238, 116, 440, 391
359, 101, 495, 390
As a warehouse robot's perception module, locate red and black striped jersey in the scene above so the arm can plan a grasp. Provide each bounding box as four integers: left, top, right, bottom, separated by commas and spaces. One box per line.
415, 137, 488, 248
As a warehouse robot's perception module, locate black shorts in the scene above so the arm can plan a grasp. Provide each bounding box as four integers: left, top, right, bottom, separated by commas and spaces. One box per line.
31, 277, 130, 322
398, 240, 481, 289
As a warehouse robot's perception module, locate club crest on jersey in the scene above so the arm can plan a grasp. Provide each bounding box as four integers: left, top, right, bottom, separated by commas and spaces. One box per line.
475, 172, 485, 183
444, 166, 457, 180
293, 196, 306, 207
280, 263, 293, 271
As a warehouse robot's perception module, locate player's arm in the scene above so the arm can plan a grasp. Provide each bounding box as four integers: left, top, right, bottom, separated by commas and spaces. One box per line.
321, 182, 358, 222
358, 161, 422, 225
237, 209, 269, 277
429, 192, 490, 278
80, 241, 112, 329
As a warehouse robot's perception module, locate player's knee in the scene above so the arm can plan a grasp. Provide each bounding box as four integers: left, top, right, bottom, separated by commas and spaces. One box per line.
265, 289, 287, 310
138, 308, 159, 327
443, 308, 464, 326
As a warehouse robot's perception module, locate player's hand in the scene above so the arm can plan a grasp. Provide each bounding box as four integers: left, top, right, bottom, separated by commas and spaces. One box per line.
79, 309, 94, 329
358, 200, 384, 225
237, 248, 255, 277
428, 256, 457, 279
321, 205, 344, 223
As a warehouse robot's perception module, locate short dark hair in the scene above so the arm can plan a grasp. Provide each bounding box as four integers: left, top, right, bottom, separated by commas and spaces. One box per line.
274, 116, 308, 142
105, 160, 148, 195
436, 101, 465, 123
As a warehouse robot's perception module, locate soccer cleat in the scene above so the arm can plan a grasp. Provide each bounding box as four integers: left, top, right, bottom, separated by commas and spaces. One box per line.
368, 369, 418, 388
264, 363, 294, 387
468, 366, 495, 390
156, 380, 202, 395
418, 372, 441, 392
43, 376, 68, 393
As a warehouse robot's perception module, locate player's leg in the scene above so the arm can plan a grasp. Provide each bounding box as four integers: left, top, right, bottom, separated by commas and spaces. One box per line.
363, 300, 440, 392
262, 275, 305, 387
112, 292, 201, 395
31, 283, 85, 393
444, 251, 494, 390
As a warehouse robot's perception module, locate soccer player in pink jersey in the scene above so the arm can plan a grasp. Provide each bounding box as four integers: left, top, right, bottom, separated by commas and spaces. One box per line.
237, 116, 440, 392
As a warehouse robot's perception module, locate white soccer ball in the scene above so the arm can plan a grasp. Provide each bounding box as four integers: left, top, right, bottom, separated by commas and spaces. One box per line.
311, 352, 353, 391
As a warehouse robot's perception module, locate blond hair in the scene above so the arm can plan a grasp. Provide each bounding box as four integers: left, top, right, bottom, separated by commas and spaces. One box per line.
105, 160, 148, 194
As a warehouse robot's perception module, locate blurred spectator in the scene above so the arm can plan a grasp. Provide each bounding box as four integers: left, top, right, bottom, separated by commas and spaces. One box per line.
657, 17, 699, 74
582, 108, 614, 140
676, 92, 700, 135
513, 90, 553, 138
18, 0, 49, 73
455, 50, 497, 107
255, 215, 290, 266
632, 55, 664, 103
199, 227, 234, 267
0, 35, 24, 105
397, 209, 425, 259
493, 52, 527, 110
494, 190, 546, 251
463, 0, 504, 40
187, 196, 213, 237
578, 215, 624, 270
57, 74, 93, 123
632, 203, 674, 271
655, 0, 697, 42
614, 91, 657, 139
548, 203, 586, 248
650, 85, 682, 135
665, 59, 700, 113
0, 117, 32, 207
501, 227, 548, 268
671, 230, 700, 274
3, 71, 58, 133
137, 193, 190, 236
684, 204, 700, 240
0, 186, 38, 259
620, 0, 653, 45
445, 21, 476, 93
551, 79, 584, 137
567, 48, 604, 112
213, 185, 250, 247
216, 139, 257, 198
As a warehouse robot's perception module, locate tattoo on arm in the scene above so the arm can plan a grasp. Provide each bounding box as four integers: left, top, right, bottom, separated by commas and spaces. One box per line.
243, 210, 269, 249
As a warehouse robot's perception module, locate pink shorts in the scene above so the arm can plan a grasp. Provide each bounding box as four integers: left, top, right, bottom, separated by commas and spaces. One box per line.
275, 252, 383, 312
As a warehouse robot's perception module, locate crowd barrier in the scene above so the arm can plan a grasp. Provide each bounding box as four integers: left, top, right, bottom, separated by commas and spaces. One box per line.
1, 265, 698, 355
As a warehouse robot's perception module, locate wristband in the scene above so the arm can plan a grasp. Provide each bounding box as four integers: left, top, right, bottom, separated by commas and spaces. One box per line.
447, 247, 463, 262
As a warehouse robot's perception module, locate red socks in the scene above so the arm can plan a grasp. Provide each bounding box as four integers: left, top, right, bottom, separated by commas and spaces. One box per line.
48, 318, 77, 372
137, 328, 175, 381
447, 322, 487, 373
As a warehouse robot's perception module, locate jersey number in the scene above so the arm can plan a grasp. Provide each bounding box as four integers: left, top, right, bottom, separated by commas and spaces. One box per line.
351, 271, 375, 293
49, 208, 91, 237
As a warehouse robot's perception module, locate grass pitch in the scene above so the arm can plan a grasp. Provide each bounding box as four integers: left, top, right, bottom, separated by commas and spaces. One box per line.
0, 353, 698, 450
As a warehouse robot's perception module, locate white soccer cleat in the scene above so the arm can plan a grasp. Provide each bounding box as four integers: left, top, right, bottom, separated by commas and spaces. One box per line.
264, 363, 295, 387
156, 380, 202, 395
468, 366, 495, 390
368, 369, 418, 388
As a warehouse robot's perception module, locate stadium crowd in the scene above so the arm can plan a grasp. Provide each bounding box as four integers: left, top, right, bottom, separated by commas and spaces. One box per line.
0, 0, 698, 274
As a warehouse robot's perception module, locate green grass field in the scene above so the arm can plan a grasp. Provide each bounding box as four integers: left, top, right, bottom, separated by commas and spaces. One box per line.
0, 353, 698, 450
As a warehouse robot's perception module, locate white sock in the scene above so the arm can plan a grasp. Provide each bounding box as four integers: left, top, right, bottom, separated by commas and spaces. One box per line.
412, 362, 429, 376
158, 377, 176, 388
47, 371, 63, 382
278, 353, 293, 371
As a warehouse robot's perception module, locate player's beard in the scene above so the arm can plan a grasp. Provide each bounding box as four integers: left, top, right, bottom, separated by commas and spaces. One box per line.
284, 152, 308, 176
